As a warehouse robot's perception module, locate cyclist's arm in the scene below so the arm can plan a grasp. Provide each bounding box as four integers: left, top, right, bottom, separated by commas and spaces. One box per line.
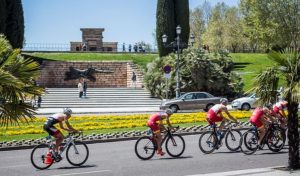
58, 121, 71, 131
64, 120, 78, 132
223, 108, 237, 122
166, 116, 173, 128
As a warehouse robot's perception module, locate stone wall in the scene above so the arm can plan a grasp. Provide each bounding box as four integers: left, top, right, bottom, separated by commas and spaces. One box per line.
37, 61, 127, 88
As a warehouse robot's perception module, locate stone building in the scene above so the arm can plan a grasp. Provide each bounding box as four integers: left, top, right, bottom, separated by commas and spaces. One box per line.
70, 28, 118, 52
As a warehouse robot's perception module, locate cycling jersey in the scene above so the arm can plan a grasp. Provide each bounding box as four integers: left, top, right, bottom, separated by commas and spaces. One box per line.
273, 101, 286, 113
147, 112, 163, 133
250, 107, 264, 128
43, 114, 62, 136
207, 104, 225, 124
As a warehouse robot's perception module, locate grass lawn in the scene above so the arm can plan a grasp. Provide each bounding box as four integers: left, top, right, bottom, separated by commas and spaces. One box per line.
23, 52, 278, 92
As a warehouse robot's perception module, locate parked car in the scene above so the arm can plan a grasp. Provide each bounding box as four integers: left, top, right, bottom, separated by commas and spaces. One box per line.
231, 93, 259, 111
160, 92, 221, 112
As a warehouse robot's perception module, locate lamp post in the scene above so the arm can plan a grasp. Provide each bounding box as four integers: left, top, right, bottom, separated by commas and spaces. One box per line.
162, 26, 195, 98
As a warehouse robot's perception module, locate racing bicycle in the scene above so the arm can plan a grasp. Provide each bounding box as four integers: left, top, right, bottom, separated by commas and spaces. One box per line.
134, 127, 185, 160
30, 132, 89, 170
199, 122, 242, 154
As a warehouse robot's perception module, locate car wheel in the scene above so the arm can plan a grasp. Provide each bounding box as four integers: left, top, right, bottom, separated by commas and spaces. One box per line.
169, 105, 179, 113
204, 104, 214, 112
241, 103, 251, 111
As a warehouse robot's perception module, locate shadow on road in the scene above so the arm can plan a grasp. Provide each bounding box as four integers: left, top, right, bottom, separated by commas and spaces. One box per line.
57, 164, 97, 170
156, 155, 193, 160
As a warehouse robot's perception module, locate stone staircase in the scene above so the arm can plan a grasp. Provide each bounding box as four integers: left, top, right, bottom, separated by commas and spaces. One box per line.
127, 62, 144, 88
39, 88, 161, 108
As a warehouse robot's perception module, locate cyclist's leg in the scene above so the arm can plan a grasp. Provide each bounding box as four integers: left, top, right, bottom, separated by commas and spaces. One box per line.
53, 131, 64, 152
147, 122, 163, 153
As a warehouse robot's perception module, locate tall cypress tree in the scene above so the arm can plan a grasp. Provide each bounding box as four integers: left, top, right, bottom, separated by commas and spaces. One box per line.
174, 0, 190, 49
0, 0, 7, 34
156, 0, 175, 57
5, 0, 24, 49
156, 0, 190, 57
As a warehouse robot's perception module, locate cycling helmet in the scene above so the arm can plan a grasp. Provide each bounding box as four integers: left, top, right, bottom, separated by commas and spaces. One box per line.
165, 109, 174, 115
220, 98, 228, 104
63, 108, 72, 115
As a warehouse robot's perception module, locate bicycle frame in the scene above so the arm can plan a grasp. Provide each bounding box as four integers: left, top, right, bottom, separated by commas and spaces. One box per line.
152, 127, 175, 149
48, 133, 81, 156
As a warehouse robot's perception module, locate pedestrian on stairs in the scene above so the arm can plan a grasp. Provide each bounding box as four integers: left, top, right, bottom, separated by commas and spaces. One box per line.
83, 80, 88, 98
131, 72, 137, 88
78, 79, 83, 98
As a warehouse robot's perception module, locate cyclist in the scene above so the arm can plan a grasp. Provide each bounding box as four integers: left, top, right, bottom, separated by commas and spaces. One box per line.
43, 108, 78, 161
206, 98, 237, 136
146, 109, 174, 156
249, 104, 275, 147
272, 100, 288, 128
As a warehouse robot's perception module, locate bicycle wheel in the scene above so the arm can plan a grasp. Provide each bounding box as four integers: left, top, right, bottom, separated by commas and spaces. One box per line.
199, 131, 217, 154
165, 134, 185, 157
134, 136, 156, 160
30, 144, 53, 170
240, 130, 258, 155
225, 129, 242, 151
66, 141, 89, 166
266, 128, 286, 152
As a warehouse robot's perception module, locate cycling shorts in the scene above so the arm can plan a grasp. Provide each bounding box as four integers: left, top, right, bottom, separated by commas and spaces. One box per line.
43, 117, 61, 137
207, 109, 223, 124
147, 121, 160, 133
250, 119, 263, 128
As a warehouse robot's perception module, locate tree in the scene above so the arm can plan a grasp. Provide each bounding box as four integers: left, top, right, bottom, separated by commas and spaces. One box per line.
250, 49, 300, 169
240, 0, 300, 50
0, 0, 7, 34
174, 0, 190, 49
0, 35, 43, 126
156, 0, 190, 57
190, 7, 206, 48
3, 0, 24, 49
156, 0, 175, 57
203, 2, 227, 51
223, 7, 245, 53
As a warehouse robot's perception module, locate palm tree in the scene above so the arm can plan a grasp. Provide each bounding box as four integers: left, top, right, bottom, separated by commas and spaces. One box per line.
250, 48, 300, 169
0, 35, 44, 126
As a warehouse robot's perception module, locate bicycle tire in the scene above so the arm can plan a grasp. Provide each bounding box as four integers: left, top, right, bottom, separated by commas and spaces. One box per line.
240, 130, 258, 155
30, 144, 53, 170
66, 141, 89, 166
134, 136, 156, 160
225, 129, 242, 151
266, 128, 286, 152
199, 131, 217, 154
165, 134, 185, 157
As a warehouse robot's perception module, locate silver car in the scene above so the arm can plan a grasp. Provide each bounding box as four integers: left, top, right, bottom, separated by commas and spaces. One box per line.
160, 92, 221, 112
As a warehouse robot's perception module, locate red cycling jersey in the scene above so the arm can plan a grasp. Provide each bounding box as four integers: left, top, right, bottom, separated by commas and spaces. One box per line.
207, 104, 226, 124
250, 107, 264, 128
147, 112, 163, 133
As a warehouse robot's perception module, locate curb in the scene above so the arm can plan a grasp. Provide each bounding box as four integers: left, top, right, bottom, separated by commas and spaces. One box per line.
0, 127, 251, 151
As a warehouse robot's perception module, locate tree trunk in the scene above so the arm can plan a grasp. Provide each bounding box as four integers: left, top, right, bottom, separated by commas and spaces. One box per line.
287, 101, 300, 169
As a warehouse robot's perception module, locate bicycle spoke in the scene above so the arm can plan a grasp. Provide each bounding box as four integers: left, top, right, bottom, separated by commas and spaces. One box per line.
199, 131, 217, 154
135, 136, 155, 160
165, 134, 185, 157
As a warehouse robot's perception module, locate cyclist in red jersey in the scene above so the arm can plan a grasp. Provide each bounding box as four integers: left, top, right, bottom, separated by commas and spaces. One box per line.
147, 109, 174, 156
272, 100, 288, 128
249, 104, 275, 146
207, 98, 237, 132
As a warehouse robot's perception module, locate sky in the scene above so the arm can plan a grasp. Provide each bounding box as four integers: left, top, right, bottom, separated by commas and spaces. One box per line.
23, 0, 239, 48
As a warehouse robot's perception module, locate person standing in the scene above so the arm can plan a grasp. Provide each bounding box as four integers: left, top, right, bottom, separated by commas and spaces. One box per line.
83, 80, 88, 98
122, 43, 126, 52
128, 44, 132, 52
37, 96, 42, 108
131, 72, 137, 88
78, 80, 83, 98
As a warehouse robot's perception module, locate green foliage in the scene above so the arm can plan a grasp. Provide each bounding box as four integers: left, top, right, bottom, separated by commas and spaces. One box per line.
2, 0, 24, 49
144, 48, 244, 98
189, 7, 206, 48
0, 35, 44, 126
156, 0, 190, 57
156, 0, 175, 57
240, 0, 300, 50
174, 0, 190, 49
0, 0, 7, 34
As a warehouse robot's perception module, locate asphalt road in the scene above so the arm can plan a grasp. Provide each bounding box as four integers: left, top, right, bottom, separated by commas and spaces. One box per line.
0, 134, 288, 176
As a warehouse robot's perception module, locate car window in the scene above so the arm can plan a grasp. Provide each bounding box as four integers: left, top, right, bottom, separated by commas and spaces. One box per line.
196, 93, 207, 99
184, 93, 194, 100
